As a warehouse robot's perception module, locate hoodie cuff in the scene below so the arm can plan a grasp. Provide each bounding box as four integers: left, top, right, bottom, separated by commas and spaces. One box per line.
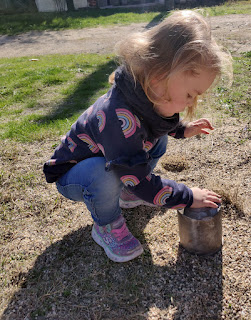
168, 122, 186, 139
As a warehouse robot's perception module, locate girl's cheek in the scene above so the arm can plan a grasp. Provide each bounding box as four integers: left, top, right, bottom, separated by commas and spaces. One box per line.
171, 100, 186, 109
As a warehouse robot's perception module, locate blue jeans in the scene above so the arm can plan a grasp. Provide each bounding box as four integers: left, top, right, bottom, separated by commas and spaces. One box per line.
56, 135, 168, 226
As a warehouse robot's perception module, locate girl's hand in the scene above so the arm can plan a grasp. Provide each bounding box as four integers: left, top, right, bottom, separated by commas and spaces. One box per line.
184, 118, 214, 138
190, 187, 221, 208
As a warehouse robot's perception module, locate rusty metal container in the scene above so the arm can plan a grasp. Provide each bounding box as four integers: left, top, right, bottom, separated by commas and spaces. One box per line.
177, 206, 222, 255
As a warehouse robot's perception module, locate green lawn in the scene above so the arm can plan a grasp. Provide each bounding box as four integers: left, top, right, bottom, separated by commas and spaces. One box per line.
0, 1, 250, 35
0, 52, 250, 143
205, 0, 251, 16
0, 9, 166, 36
0, 54, 116, 142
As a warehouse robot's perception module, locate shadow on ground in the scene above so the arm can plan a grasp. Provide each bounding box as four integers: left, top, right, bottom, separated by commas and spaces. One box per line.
2, 207, 223, 320
38, 59, 116, 123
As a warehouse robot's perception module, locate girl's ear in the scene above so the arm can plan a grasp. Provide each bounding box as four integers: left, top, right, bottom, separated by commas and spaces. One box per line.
150, 76, 168, 87
150, 77, 159, 86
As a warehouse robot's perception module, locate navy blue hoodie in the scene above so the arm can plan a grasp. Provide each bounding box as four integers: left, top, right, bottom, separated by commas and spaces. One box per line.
43, 67, 193, 209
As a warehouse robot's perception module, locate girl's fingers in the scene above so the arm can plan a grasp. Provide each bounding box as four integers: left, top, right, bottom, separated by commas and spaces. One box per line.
204, 200, 219, 208
204, 190, 222, 205
203, 189, 220, 197
200, 129, 210, 135
195, 119, 214, 130
210, 196, 221, 203
209, 191, 221, 198
205, 195, 221, 206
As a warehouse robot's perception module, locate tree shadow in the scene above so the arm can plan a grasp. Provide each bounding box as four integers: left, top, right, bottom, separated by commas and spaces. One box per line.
144, 12, 167, 29
36, 58, 116, 124
2, 206, 222, 320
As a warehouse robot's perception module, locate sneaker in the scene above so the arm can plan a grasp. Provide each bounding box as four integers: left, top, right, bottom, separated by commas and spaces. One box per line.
119, 188, 157, 209
91, 215, 143, 262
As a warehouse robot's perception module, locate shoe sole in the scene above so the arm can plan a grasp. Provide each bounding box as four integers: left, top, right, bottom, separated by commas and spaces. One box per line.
91, 226, 143, 263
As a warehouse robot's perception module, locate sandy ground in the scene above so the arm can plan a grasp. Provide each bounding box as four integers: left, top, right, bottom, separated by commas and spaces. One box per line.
0, 14, 250, 58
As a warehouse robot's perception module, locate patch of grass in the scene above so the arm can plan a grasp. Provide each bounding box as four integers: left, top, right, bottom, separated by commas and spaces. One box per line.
213, 54, 250, 118
0, 8, 166, 35
196, 53, 251, 120
206, 179, 245, 217
1, 53, 250, 143
243, 51, 251, 58
0, 1, 250, 36
0, 54, 116, 142
205, 0, 251, 16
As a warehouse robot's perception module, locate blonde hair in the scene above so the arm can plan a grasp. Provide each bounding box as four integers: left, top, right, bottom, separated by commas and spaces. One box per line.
113, 10, 232, 118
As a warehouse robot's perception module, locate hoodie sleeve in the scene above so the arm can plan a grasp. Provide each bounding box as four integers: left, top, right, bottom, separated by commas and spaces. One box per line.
93, 105, 193, 209
167, 119, 187, 139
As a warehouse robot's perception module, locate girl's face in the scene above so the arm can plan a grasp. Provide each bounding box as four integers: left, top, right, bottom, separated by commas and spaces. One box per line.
151, 68, 216, 118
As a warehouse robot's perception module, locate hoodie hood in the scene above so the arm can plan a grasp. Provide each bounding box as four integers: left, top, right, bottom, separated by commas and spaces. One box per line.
114, 67, 182, 138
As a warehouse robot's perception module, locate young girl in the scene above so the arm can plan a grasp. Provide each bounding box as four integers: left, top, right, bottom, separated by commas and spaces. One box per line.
43, 10, 232, 263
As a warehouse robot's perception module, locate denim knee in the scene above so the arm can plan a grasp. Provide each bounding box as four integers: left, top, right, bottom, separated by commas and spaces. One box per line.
149, 135, 168, 171
149, 135, 168, 159
56, 157, 123, 225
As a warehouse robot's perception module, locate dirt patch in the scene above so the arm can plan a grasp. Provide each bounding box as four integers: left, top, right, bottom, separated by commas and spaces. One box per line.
0, 115, 250, 320
0, 14, 250, 58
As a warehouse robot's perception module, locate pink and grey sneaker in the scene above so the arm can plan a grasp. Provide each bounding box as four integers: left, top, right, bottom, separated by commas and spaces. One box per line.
119, 188, 157, 209
91, 215, 143, 262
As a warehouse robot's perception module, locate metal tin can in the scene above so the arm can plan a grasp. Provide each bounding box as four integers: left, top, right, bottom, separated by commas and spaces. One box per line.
177, 206, 222, 255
